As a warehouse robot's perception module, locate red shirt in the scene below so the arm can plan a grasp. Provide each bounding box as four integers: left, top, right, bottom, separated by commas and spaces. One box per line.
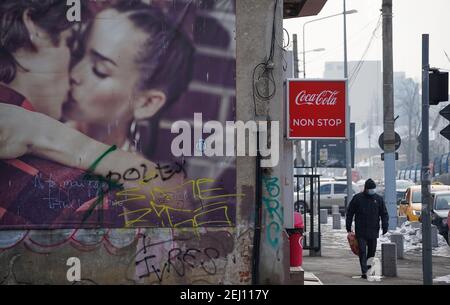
0, 84, 121, 228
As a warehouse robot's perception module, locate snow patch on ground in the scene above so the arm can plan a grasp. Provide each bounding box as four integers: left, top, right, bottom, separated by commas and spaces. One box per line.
379, 221, 450, 257
319, 216, 349, 250
311, 215, 450, 258
433, 274, 450, 284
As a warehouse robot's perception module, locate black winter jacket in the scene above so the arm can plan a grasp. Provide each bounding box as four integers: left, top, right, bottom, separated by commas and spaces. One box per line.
345, 192, 389, 239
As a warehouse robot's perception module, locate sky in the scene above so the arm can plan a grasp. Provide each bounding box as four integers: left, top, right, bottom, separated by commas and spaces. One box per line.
283, 0, 450, 82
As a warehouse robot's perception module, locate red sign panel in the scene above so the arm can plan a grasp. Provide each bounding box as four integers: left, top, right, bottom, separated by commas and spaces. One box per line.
287, 79, 347, 139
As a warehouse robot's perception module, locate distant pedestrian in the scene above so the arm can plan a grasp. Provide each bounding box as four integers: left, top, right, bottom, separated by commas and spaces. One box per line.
346, 178, 389, 279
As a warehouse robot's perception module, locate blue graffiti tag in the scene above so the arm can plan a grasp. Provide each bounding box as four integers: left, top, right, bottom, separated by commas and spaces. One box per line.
262, 176, 283, 249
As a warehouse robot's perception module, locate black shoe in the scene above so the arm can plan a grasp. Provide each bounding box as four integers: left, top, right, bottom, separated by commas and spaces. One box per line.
361, 274, 367, 279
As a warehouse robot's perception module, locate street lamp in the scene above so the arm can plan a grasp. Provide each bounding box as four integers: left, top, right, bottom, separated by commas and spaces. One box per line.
299, 48, 326, 54
343, 0, 353, 219
297, 48, 325, 74
302, 9, 357, 78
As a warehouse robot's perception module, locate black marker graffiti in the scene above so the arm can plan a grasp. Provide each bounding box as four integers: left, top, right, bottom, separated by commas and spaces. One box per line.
105, 160, 186, 183
134, 235, 220, 282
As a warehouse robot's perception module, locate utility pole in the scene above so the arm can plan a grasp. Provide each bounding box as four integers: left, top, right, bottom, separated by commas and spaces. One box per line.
343, 0, 352, 211
421, 34, 433, 285
301, 29, 308, 169
293, 34, 300, 78
382, 0, 397, 230
293, 34, 303, 170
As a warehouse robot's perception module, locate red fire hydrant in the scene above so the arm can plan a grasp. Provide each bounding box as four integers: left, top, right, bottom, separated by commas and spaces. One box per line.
288, 212, 304, 267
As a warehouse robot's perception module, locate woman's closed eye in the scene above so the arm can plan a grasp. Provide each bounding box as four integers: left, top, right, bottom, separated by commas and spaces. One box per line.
89, 49, 115, 79
92, 62, 109, 79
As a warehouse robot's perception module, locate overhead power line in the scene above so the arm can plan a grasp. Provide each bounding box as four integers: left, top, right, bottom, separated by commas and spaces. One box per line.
349, 14, 382, 88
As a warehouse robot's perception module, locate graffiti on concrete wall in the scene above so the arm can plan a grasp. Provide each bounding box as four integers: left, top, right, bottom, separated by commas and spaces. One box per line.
126, 229, 234, 284
0, 228, 241, 285
116, 178, 244, 229
0, 229, 140, 254
133, 235, 221, 282
262, 175, 283, 249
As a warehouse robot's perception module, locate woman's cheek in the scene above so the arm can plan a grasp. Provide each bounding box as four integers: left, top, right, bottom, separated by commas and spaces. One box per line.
92, 85, 125, 120
108, 81, 134, 116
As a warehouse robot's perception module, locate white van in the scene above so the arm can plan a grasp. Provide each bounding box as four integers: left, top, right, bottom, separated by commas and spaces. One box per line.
294, 181, 359, 214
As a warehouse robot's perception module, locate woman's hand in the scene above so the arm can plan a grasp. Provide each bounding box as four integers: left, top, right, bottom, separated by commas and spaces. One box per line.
0, 103, 36, 159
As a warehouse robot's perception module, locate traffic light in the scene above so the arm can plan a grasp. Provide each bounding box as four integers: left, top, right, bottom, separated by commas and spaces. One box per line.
430, 69, 448, 105
430, 69, 450, 140
440, 104, 450, 140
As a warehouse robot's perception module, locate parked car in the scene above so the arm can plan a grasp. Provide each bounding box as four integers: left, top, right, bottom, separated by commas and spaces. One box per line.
396, 179, 415, 205
294, 181, 359, 215
293, 177, 335, 192
398, 184, 450, 221
430, 191, 450, 244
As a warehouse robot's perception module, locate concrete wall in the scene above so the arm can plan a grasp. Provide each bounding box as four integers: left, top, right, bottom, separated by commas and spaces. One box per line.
0, 0, 289, 285
237, 0, 289, 284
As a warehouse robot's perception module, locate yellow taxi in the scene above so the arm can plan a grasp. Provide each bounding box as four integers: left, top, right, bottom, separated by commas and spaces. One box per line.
398, 184, 450, 221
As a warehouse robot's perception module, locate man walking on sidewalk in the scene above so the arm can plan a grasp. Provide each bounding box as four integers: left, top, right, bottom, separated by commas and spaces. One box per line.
346, 178, 389, 279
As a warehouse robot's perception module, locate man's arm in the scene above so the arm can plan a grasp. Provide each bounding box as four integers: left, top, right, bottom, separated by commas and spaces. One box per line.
380, 197, 389, 234
345, 195, 357, 232
0, 103, 179, 186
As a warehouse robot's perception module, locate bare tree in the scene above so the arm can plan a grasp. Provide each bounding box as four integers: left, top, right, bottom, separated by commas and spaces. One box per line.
395, 77, 420, 165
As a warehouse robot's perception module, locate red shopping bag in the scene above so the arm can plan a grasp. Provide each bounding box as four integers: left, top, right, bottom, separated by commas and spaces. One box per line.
347, 232, 359, 256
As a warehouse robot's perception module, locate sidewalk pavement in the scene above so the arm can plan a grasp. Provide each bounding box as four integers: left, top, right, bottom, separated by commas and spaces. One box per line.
302, 245, 450, 285
304, 272, 323, 285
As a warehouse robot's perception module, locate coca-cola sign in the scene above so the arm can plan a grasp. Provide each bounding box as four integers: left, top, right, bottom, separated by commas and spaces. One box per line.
295, 90, 339, 106
287, 79, 347, 139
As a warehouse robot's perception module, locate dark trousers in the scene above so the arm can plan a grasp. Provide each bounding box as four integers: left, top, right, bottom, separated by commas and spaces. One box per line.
357, 238, 377, 275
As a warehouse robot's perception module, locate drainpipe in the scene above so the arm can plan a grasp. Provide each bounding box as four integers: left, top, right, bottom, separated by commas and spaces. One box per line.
252, 135, 262, 284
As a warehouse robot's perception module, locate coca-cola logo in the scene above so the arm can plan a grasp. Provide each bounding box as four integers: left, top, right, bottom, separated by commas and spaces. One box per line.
295, 90, 339, 106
